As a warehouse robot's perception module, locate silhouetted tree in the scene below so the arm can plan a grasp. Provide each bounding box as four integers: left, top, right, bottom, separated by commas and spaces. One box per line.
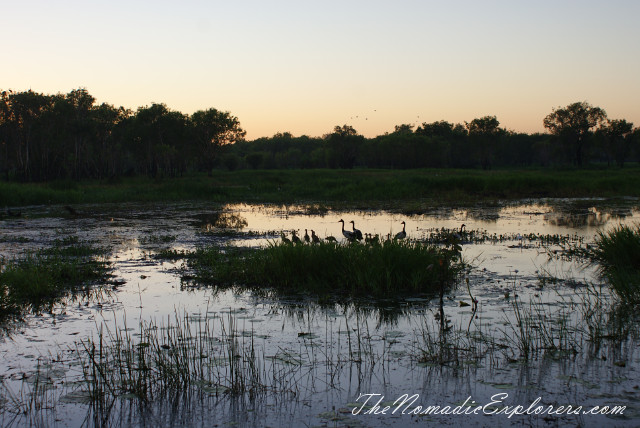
1, 90, 53, 180
597, 119, 634, 167
416, 120, 465, 139
92, 103, 130, 177
191, 108, 245, 173
543, 102, 607, 166
128, 103, 189, 177
324, 125, 363, 168
466, 116, 502, 169
393, 124, 414, 134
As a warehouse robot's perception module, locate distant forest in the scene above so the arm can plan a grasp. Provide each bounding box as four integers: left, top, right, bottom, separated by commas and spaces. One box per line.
1, 88, 638, 181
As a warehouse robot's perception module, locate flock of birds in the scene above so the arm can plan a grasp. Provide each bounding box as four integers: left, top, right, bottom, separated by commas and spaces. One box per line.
280, 219, 409, 245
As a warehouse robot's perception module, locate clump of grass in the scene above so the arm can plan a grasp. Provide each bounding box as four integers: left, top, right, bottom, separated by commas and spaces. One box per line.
184, 240, 463, 298
0, 242, 110, 318
587, 224, 640, 302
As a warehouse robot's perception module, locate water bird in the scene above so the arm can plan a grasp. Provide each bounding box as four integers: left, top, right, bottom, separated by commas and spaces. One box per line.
350, 220, 363, 241
291, 230, 302, 244
339, 219, 355, 240
453, 224, 466, 241
304, 229, 310, 243
281, 232, 291, 244
394, 221, 407, 240
325, 235, 337, 242
311, 230, 320, 244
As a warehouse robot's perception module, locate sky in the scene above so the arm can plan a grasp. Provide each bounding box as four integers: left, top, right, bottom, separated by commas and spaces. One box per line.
2, 0, 639, 140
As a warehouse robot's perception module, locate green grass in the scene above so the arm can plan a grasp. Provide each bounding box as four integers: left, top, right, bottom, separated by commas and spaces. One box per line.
2, 167, 640, 207
587, 224, 640, 302
178, 239, 463, 298
0, 242, 111, 318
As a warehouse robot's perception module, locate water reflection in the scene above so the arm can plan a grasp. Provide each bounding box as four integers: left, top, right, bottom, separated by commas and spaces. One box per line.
193, 212, 248, 230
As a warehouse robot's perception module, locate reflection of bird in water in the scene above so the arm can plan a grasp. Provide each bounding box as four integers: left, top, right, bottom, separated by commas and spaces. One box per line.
350, 220, 363, 241
291, 230, 301, 244
304, 229, 310, 243
339, 219, 355, 241
394, 221, 407, 240
311, 230, 320, 244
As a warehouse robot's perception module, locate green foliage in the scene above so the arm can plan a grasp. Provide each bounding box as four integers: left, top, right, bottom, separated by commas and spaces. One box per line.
587, 225, 640, 302
182, 240, 463, 298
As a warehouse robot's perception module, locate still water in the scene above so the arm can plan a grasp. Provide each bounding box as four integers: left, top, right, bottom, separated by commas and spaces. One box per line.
1, 199, 639, 427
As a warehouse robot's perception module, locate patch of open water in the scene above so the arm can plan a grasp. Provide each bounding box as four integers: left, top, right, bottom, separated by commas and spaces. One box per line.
1, 199, 639, 427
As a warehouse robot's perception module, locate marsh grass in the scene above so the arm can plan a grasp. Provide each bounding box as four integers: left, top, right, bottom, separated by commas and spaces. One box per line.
76, 310, 305, 407
413, 269, 638, 368
0, 239, 110, 318
181, 240, 464, 298
586, 224, 640, 302
3, 168, 640, 206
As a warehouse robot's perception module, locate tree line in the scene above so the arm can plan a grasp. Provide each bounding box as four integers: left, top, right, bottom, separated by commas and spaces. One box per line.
0, 88, 245, 180
230, 106, 638, 171
1, 89, 638, 181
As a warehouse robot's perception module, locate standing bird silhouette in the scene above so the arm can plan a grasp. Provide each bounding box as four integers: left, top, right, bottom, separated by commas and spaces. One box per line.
339, 219, 355, 240
304, 229, 310, 243
350, 220, 363, 241
394, 221, 407, 240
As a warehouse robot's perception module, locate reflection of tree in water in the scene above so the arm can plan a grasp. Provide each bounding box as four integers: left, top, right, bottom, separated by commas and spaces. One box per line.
544, 203, 634, 228
196, 212, 248, 231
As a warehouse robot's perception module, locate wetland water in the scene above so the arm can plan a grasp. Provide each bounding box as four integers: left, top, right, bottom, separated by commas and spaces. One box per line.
1, 199, 640, 427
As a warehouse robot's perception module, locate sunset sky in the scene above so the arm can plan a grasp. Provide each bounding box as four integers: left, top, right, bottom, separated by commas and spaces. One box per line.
2, 0, 639, 140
